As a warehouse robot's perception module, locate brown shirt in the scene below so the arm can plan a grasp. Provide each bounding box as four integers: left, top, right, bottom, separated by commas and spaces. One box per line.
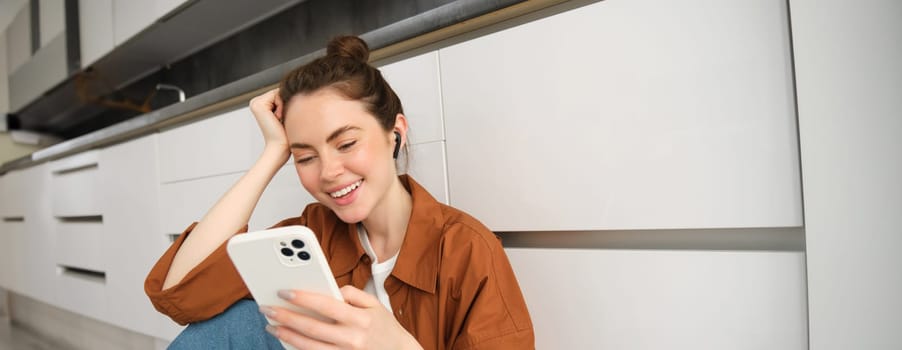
145, 175, 534, 350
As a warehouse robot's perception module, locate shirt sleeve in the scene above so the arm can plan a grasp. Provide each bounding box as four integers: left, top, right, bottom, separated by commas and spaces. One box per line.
144, 216, 305, 325
449, 226, 535, 350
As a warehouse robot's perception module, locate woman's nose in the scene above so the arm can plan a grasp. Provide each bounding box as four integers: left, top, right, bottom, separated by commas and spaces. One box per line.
319, 154, 344, 180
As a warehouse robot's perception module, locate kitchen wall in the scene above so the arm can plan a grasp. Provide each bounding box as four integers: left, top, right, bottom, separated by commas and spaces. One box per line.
0, 0, 900, 349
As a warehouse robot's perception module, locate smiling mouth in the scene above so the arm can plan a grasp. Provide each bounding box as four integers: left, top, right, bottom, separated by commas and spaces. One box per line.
329, 180, 363, 198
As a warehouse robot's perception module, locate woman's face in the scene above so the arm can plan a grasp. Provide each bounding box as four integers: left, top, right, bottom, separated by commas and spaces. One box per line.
283, 88, 400, 223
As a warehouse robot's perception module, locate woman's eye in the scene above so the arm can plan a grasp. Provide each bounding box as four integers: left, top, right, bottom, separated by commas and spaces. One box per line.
296, 156, 315, 164
338, 141, 357, 151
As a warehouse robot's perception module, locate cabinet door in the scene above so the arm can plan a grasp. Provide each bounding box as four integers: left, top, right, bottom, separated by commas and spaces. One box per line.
79, 0, 114, 67
158, 172, 242, 238
100, 134, 183, 338
0, 171, 27, 294
378, 51, 444, 145
506, 248, 808, 349
251, 165, 316, 230
157, 107, 264, 183
20, 164, 58, 306
439, 0, 802, 231
403, 141, 448, 204
112, 0, 156, 45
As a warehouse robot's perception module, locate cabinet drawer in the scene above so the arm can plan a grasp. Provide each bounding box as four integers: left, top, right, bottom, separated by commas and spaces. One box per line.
49, 151, 102, 218
159, 172, 242, 237
56, 267, 109, 323
505, 248, 807, 349
0, 170, 27, 218
56, 221, 105, 273
378, 51, 444, 144
158, 107, 264, 183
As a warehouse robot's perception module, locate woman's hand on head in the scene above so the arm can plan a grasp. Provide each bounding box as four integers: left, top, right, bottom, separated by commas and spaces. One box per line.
249, 88, 289, 153
262, 285, 423, 350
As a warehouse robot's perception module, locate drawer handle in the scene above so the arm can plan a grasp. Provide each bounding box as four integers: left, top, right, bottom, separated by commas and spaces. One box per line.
59, 265, 106, 284
56, 215, 103, 223
2, 216, 25, 222
52, 163, 98, 176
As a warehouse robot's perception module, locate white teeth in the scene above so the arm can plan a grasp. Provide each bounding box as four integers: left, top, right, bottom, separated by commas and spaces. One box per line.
330, 180, 362, 198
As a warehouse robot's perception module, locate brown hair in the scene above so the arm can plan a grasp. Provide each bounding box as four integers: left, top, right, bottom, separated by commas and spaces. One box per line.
278, 35, 403, 132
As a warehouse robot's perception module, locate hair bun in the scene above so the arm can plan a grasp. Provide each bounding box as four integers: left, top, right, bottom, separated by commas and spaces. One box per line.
327, 35, 370, 63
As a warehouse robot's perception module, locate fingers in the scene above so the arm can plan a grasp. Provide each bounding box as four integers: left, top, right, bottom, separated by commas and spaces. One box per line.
264, 306, 346, 346
340, 285, 382, 309
278, 289, 359, 324
249, 88, 280, 116
267, 323, 339, 350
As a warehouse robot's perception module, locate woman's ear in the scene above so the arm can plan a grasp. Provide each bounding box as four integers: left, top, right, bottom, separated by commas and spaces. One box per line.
391, 113, 409, 149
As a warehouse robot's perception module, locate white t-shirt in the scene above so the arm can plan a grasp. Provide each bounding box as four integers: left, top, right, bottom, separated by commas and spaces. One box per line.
356, 224, 398, 311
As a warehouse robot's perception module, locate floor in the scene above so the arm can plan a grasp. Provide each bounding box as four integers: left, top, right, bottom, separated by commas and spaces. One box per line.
0, 319, 67, 350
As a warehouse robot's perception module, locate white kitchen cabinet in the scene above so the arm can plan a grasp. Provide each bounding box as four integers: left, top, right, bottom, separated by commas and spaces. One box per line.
112, 0, 156, 46
506, 248, 808, 349
158, 172, 241, 238
0, 220, 24, 292
5, 4, 30, 74
154, 0, 190, 20
55, 221, 105, 273
378, 51, 444, 145
55, 267, 109, 323
439, 0, 802, 231
403, 141, 448, 204
157, 107, 265, 184
38, 0, 65, 48
49, 151, 103, 218
251, 164, 316, 230
100, 134, 184, 339
79, 0, 114, 67
0, 169, 26, 218
0, 170, 26, 293
19, 164, 58, 306
791, 1, 902, 348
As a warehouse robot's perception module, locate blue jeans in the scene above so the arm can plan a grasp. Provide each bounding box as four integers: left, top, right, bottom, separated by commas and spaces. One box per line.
168, 299, 285, 349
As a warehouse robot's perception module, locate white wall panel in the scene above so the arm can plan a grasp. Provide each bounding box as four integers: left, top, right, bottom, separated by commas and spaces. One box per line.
404, 141, 448, 204
507, 248, 808, 349
440, 0, 801, 231
791, 0, 902, 348
379, 51, 444, 144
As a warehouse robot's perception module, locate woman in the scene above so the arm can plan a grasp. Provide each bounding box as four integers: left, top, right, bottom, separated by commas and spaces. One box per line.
145, 35, 534, 350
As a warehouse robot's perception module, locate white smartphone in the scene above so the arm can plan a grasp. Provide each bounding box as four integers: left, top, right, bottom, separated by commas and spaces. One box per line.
226, 225, 343, 346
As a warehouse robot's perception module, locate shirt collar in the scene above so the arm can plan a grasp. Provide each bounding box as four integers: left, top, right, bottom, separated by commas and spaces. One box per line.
328, 175, 443, 294
390, 175, 443, 294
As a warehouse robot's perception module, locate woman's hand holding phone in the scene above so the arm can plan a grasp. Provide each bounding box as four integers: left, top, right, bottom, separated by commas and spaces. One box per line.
249, 88, 290, 159
262, 286, 423, 350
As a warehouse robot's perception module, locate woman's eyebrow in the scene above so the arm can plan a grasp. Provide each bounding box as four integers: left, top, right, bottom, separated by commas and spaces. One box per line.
289, 125, 360, 149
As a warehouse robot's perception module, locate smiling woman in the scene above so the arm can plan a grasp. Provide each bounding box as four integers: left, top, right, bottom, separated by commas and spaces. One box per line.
144, 35, 534, 350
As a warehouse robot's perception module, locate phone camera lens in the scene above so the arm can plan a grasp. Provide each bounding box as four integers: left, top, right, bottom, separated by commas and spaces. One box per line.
280, 248, 294, 257
291, 239, 305, 249
297, 251, 310, 261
